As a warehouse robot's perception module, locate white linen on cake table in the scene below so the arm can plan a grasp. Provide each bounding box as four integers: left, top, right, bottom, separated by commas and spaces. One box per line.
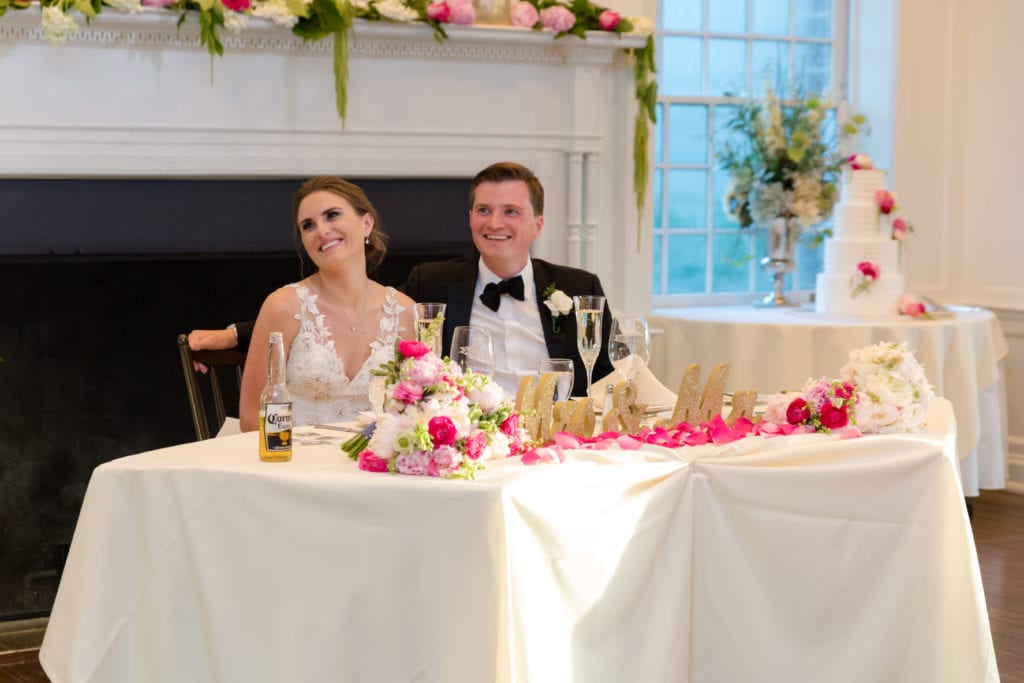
40, 400, 997, 683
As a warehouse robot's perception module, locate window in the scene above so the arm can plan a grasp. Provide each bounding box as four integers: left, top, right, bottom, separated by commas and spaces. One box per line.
652, 0, 848, 306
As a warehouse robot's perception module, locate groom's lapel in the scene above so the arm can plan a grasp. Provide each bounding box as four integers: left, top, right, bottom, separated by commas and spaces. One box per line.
443, 259, 478, 355
532, 259, 572, 358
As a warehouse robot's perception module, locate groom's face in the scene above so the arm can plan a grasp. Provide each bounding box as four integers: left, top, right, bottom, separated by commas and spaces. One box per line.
469, 179, 544, 277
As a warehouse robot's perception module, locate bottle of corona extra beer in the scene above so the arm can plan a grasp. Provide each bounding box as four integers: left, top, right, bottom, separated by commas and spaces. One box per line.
259, 331, 293, 462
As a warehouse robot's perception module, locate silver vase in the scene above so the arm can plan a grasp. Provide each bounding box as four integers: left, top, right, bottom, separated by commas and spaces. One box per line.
756, 216, 796, 307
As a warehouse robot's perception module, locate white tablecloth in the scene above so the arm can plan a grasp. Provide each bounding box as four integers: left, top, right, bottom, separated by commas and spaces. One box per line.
40, 399, 998, 683
650, 306, 1010, 496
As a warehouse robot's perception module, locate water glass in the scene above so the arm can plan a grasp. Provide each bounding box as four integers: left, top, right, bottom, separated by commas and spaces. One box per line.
573, 295, 605, 397
608, 317, 651, 383
539, 358, 574, 401
451, 326, 494, 377
414, 302, 446, 356
368, 375, 388, 416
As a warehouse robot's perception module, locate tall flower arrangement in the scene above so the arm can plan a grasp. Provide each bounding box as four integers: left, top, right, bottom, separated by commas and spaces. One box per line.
717, 88, 866, 242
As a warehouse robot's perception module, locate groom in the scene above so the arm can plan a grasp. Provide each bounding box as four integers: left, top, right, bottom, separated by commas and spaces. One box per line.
403, 162, 614, 397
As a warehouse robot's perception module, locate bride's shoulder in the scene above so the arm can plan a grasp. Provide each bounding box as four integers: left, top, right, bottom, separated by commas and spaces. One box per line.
260, 282, 306, 314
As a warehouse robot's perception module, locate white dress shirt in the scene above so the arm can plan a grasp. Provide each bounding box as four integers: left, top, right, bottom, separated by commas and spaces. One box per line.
471, 258, 549, 396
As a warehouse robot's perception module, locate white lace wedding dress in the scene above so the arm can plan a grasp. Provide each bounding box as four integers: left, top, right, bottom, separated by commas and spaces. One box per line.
286, 283, 405, 426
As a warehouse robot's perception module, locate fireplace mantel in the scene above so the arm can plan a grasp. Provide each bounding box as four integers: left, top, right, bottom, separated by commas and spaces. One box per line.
0, 8, 652, 312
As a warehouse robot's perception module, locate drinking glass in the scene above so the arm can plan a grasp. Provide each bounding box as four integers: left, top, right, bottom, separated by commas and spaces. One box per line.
608, 317, 651, 384
414, 302, 446, 357
573, 295, 605, 397
368, 375, 388, 417
451, 326, 494, 377
539, 358, 574, 402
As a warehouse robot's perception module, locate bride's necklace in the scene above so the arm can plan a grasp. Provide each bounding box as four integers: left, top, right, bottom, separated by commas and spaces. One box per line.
337, 285, 369, 333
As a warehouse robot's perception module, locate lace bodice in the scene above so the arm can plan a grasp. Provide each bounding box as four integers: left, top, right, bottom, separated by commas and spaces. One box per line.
286, 283, 404, 426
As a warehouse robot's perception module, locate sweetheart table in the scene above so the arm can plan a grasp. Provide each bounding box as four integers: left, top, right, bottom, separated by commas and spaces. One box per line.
39, 399, 997, 683
649, 306, 1009, 496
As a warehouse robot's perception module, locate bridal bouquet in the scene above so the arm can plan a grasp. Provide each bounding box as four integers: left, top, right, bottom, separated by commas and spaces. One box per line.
342, 340, 526, 479
839, 341, 935, 433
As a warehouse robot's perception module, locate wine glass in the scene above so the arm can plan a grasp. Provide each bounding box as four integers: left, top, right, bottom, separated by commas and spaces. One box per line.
608, 317, 651, 384
451, 326, 494, 377
414, 303, 446, 357
572, 295, 605, 397
539, 358, 574, 402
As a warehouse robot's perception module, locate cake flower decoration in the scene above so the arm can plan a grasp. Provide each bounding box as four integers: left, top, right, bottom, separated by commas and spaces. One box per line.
875, 189, 898, 215
891, 217, 913, 241
850, 261, 879, 298
848, 153, 874, 170
898, 293, 933, 319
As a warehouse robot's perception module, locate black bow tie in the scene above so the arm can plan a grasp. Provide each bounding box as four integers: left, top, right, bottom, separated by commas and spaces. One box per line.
479, 275, 525, 312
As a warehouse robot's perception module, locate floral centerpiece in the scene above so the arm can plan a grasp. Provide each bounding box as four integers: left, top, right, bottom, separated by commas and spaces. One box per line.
342, 339, 526, 478
839, 341, 935, 433
764, 377, 859, 434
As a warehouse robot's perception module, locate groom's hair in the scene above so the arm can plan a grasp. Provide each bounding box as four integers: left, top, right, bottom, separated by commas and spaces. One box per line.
469, 162, 544, 216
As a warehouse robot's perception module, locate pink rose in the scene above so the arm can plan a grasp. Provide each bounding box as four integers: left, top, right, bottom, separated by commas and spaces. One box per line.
848, 153, 873, 170
898, 293, 928, 318
427, 1, 450, 22
509, 1, 538, 27
597, 9, 620, 30
392, 381, 424, 404
358, 451, 389, 473
428, 415, 457, 447
874, 189, 897, 214
820, 403, 849, 430
397, 339, 431, 359
540, 5, 574, 32
857, 261, 880, 280
891, 217, 911, 241
499, 413, 519, 438
448, 0, 475, 25
465, 431, 488, 460
221, 0, 250, 10
786, 397, 810, 424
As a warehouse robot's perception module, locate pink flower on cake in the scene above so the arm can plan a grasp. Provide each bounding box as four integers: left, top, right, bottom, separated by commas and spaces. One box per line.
898, 293, 932, 319
891, 217, 913, 241
448, 0, 475, 25
598, 10, 620, 30
426, 1, 450, 22
874, 189, 897, 214
510, 1, 539, 27
848, 153, 874, 170
850, 261, 880, 298
540, 5, 575, 32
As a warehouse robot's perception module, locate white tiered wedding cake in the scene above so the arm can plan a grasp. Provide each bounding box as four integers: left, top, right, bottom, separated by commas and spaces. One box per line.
815, 155, 905, 316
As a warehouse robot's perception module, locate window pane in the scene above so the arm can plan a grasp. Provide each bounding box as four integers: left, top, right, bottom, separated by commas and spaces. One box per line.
753, 0, 789, 35
708, 0, 746, 33
752, 40, 790, 95
654, 103, 664, 164
668, 104, 709, 164
660, 36, 703, 96
667, 234, 707, 294
663, 0, 702, 31
667, 169, 707, 227
653, 168, 663, 228
708, 38, 746, 97
796, 0, 832, 38
652, 234, 664, 294
794, 43, 831, 95
712, 232, 755, 292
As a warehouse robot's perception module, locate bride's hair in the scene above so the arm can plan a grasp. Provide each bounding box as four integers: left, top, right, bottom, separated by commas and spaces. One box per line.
292, 176, 388, 274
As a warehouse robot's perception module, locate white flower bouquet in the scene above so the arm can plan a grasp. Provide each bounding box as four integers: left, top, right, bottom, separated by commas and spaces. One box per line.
839, 341, 935, 433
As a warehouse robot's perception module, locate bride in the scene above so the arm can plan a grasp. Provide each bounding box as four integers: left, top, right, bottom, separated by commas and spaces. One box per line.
239, 177, 417, 430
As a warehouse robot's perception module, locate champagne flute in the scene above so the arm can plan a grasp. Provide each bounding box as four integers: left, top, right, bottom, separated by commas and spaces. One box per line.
451, 326, 494, 377
538, 358, 574, 401
608, 317, 651, 384
573, 295, 605, 397
414, 302, 446, 357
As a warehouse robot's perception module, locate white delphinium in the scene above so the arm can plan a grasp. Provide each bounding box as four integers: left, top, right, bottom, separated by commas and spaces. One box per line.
223, 9, 250, 33
376, 0, 418, 22
251, 0, 299, 28
104, 0, 143, 13
40, 6, 80, 46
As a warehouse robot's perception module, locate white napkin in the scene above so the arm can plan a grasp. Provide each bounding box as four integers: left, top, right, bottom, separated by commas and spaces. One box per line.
588, 365, 678, 408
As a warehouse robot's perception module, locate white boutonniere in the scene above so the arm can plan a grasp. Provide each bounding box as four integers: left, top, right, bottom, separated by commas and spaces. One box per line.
542, 284, 573, 333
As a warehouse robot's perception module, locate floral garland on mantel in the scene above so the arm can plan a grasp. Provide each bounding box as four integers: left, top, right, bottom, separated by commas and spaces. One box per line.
4, 0, 656, 244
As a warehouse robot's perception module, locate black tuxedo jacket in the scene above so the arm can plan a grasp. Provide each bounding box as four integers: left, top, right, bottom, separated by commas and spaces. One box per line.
402, 257, 614, 396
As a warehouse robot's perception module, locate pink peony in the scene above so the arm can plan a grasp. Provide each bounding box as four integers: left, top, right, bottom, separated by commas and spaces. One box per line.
857, 261, 879, 280
427, 1, 450, 22
221, 0, 250, 10
786, 397, 810, 424
358, 451, 389, 473
428, 415, 457, 447
510, 1, 538, 27
465, 431, 488, 460
874, 189, 897, 214
397, 339, 431, 359
598, 9, 620, 30
540, 5, 574, 32
392, 381, 424, 404
448, 0, 475, 25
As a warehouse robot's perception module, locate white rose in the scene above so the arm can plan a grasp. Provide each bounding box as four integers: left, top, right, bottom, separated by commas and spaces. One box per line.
627, 15, 653, 37
467, 381, 504, 414
545, 289, 573, 316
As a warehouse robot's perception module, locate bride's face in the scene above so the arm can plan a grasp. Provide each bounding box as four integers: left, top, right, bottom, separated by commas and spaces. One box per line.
297, 190, 373, 268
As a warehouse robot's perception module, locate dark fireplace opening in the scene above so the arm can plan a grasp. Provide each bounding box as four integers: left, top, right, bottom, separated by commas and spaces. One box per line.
0, 176, 476, 620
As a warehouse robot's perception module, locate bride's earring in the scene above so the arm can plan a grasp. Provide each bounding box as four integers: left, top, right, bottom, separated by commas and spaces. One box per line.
364, 236, 370, 245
